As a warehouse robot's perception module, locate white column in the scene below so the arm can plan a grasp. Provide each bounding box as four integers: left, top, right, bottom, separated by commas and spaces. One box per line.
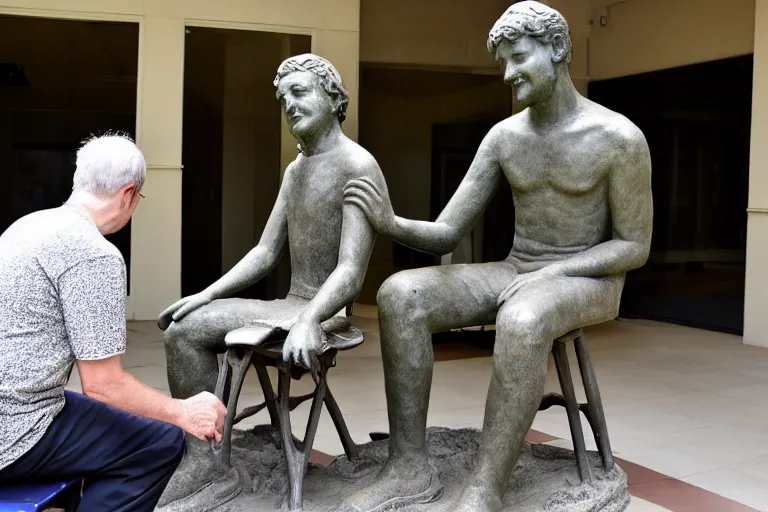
744, 0, 768, 346
130, 16, 184, 320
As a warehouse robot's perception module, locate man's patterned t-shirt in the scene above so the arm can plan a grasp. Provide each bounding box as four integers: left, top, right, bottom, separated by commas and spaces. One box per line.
0, 204, 126, 470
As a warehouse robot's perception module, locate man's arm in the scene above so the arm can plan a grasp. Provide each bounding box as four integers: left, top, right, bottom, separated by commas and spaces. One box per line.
547, 127, 653, 277
78, 356, 226, 441
345, 127, 504, 255
60, 256, 226, 440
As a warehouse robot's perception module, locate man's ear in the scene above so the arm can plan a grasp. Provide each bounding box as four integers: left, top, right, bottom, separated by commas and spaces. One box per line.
550, 33, 569, 63
119, 183, 136, 208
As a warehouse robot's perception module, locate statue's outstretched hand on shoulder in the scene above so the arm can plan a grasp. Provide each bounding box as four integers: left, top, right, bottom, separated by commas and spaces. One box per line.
344, 176, 396, 238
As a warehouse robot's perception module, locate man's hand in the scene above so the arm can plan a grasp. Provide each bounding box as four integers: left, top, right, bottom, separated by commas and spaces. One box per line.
497, 264, 564, 306
177, 391, 227, 442
344, 177, 396, 237
282, 318, 325, 370
158, 292, 214, 330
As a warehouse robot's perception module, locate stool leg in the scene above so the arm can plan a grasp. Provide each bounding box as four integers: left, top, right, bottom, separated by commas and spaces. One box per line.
214, 352, 230, 404
215, 348, 252, 469
253, 354, 280, 428
277, 366, 303, 511
300, 370, 328, 471
552, 339, 593, 483
574, 334, 615, 472
324, 388, 359, 460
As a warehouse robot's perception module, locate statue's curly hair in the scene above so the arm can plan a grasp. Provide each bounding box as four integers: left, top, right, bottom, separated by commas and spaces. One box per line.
487, 1, 572, 64
274, 53, 349, 123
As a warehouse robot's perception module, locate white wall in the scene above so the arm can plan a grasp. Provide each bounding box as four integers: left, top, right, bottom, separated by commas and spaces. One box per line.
589, 0, 755, 80
360, 0, 509, 70
745, 0, 768, 347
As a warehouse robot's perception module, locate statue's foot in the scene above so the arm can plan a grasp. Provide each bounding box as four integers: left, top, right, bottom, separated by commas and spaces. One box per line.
335, 458, 442, 512
156, 449, 241, 509
451, 482, 503, 512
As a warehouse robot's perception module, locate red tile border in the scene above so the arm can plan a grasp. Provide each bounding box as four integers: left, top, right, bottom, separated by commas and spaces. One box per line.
527, 429, 558, 444
309, 449, 337, 467
614, 457, 670, 486
628, 476, 760, 512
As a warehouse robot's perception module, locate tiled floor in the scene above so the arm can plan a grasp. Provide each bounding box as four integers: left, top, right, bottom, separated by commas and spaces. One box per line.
66, 306, 768, 512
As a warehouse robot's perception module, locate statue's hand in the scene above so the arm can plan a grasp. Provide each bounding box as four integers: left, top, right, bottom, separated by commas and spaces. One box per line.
497, 264, 564, 307
157, 292, 213, 330
282, 318, 324, 371
344, 176, 396, 236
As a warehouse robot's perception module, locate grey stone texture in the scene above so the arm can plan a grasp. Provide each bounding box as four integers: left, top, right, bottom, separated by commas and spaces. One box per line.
156, 54, 388, 507
159, 426, 629, 511
341, 2, 652, 511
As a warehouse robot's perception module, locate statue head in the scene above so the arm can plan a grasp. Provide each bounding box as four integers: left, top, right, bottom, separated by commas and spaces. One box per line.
487, 1, 572, 108
274, 54, 349, 140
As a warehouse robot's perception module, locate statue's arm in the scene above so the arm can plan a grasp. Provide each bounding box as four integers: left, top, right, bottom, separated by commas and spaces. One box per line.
299, 178, 378, 324
550, 128, 653, 277
201, 167, 291, 299
345, 127, 503, 255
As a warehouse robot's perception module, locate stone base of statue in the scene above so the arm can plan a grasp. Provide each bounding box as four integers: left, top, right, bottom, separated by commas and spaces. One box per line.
156, 425, 629, 512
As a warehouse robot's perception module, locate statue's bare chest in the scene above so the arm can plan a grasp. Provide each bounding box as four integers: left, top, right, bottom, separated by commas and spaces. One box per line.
501, 131, 612, 195
286, 160, 346, 228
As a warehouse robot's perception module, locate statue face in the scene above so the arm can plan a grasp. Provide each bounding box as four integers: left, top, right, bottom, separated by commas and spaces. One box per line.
495, 36, 558, 109
276, 70, 335, 139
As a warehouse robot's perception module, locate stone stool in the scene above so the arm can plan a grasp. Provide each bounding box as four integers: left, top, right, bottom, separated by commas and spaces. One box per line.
212, 316, 363, 511
537, 329, 614, 483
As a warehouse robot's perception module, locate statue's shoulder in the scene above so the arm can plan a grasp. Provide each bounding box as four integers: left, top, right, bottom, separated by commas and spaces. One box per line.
489, 113, 529, 147
586, 101, 648, 150
339, 138, 385, 180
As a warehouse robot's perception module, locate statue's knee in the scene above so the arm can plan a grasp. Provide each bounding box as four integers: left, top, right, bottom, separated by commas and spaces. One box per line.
496, 305, 547, 351
163, 321, 188, 353
377, 273, 425, 316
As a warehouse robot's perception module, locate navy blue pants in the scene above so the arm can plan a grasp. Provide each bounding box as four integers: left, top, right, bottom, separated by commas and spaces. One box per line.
0, 391, 185, 511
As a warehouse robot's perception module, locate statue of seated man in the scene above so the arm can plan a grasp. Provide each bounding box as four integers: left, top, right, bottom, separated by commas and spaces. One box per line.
156, 54, 387, 506
339, 2, 653, 511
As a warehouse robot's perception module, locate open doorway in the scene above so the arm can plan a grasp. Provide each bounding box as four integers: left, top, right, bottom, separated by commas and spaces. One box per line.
181, 27, 310, 299
358, 65, 512, 302
589, 55, 752, 334
0, 14, 139, 292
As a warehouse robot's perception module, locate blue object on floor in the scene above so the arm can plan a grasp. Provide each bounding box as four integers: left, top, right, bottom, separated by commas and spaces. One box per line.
0, 479, 81, 511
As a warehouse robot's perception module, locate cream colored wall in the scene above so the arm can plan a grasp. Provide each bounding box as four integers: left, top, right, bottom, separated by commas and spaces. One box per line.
359, 0, 507, 70
589, 0, 755, 80
745, 0, 768, 347
359, 0, 591, 91
0, 0, 360, 319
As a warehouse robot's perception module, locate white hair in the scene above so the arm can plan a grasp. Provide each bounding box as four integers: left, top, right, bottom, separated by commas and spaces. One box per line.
72, 134, 146, 195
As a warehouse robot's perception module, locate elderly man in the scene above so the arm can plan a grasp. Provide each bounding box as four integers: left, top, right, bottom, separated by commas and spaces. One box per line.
341, 2, 652, 511
156, 54, 388, 505
0, 134, 226, 512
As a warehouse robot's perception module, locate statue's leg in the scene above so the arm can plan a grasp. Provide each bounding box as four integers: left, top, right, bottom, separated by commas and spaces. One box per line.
158, 296, 308, 507
337, 262, 517, 512
164, 296, 306, 399
452, 274, 623, 512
